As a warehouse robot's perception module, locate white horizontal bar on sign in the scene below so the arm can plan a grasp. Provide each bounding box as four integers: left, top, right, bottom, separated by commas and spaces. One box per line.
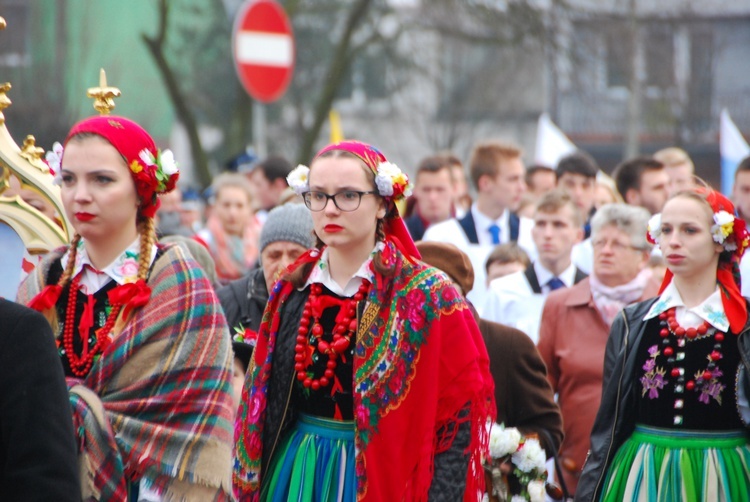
236, 31, 293, 67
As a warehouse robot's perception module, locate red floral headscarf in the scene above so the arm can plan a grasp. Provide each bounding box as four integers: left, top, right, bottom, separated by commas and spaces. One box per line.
650, 188, 749, 333
313, 140, 421, 259
64, 116, 179, 218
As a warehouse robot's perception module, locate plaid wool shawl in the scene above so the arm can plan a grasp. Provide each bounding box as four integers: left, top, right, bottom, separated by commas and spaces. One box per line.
18, 244, 235, 501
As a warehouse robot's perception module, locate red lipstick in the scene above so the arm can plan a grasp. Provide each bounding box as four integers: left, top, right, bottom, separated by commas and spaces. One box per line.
75, 212, 95, 222
324, 224, 344, 233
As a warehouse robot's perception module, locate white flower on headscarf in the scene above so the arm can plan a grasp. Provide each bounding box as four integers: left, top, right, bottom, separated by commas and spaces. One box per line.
647, 213, 662, 243
159, 149, 179, 176
511, 437, 546, 473
44, 141, 64, 176
375, 161, 411, 199
287, 164, 310, 195
139, 149, 156, 167
711, 210, 734, 245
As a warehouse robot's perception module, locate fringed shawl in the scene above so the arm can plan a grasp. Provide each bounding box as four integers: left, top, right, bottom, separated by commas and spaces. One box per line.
17, 244, 235, 501
234, 240, 495, 501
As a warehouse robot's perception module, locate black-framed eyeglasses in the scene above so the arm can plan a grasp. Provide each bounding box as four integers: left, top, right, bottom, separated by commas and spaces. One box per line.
302, 190, 379, 212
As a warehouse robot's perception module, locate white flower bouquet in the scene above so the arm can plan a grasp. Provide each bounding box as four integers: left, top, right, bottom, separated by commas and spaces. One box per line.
485, 423, 549, 502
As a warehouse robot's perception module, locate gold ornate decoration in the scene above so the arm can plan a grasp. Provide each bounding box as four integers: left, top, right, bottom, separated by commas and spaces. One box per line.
0, 82, 11, 125
0, 83, 72, 252
20, 135, 45, 163
87, 68, 121, 115
0, 16, 6, 30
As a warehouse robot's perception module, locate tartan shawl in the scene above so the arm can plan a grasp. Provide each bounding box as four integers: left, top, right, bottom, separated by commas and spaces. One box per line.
234, 240, 495, 501
17, 244, 235, 501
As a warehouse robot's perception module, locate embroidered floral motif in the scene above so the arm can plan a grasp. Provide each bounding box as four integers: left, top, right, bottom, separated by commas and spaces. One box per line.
696, 368, 725, 405
647, 295, 673, 319
703, 305, 728, 329
640, 345, 667, 399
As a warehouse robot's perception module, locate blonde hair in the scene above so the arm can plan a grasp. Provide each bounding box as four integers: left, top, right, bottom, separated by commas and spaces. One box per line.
469, 141, 523, 189
654, 147, 694, 172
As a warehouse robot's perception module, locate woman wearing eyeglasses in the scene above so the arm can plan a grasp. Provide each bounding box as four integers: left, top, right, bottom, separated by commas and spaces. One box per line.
577, 188, 750, 500
233, 141, 494, 501
537, 203, 659, 495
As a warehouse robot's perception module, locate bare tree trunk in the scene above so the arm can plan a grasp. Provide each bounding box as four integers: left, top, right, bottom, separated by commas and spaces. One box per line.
142, 0, 212, 187
624, 0, 643, 158
296, 0, 374, 164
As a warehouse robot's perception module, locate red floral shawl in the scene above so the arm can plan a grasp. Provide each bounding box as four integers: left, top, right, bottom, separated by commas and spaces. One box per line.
234, 240, 495, 500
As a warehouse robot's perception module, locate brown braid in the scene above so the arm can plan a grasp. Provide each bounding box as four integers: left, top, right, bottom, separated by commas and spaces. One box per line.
137, 217, 157, 281
57, 234, 82, 288
372, 218, 395, 277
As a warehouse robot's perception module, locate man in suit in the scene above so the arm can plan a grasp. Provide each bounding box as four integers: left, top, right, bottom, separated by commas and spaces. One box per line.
422, 141, 536, 308
416, 241, 563, 458
0, 299, 80, 501
404, 155, 455, 241
483, 190, 586, 343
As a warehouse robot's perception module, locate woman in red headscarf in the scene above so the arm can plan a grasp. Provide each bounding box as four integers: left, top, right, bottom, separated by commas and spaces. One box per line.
17, 116, 235, 501
577, 186, 750, 501
234, 141, 494, 501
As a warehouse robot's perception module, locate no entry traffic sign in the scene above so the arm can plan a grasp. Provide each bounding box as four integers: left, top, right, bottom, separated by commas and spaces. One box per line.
232, 0, 295, 103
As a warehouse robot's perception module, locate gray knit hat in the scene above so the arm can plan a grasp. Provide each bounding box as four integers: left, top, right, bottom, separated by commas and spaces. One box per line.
259, 203, 315, 252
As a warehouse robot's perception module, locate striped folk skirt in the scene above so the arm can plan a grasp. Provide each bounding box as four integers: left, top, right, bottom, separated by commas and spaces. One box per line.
261, 414, 356, 502
601, 424, 750, 502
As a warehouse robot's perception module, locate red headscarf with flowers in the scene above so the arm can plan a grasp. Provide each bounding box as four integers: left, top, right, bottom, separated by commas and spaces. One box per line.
64, 115, 179, 218
28, 116, 179, 323
313, 140, 421, 259
647, 188, 750, 333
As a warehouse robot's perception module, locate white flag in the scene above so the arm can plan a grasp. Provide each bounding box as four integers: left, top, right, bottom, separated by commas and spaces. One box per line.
534, 113, 577, 169
720, 108, 750, 194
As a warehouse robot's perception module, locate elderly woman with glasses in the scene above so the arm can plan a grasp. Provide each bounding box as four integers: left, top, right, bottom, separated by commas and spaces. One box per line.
233, 141, 494, 502
536, 203, 660, 496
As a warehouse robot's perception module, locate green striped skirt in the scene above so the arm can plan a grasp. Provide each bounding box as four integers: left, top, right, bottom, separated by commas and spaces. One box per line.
601, 424, 750, 502
261, 414, 356, 502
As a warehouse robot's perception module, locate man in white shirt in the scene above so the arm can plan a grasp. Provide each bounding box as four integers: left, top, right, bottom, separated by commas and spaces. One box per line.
422, 141, 535, 308
483, 190, 586, 343
731, 156, 750, 297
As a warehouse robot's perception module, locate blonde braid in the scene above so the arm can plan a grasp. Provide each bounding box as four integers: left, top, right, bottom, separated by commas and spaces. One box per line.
137, 217, 157, 282
58, 234, 82, 288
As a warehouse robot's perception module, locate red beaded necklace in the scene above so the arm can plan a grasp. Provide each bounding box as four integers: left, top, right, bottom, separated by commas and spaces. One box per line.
659, 306, 724, 393
62, 273, 122, 377
294, 280, 370, 391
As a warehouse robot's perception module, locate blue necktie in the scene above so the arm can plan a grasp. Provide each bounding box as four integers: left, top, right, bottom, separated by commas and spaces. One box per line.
547, 277, 565, 291
488, 223, 501, 245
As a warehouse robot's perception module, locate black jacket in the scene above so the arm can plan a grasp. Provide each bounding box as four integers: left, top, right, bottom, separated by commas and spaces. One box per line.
575, 298, 750, 501
217, 267, 268, 334
0, 299, 81, 501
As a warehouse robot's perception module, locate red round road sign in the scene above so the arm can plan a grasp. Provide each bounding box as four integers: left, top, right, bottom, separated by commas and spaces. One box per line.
232, 0, 295, 103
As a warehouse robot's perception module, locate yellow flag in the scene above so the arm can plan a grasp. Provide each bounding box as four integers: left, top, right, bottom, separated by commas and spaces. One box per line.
329, 109, 344, 143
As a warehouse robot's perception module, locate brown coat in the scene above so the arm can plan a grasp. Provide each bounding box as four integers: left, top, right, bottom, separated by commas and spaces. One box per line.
477, 315, 563, 457
536, 276, 658, 495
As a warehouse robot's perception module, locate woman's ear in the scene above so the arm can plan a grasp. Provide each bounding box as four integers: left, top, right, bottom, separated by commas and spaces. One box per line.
376, 198, 387, 220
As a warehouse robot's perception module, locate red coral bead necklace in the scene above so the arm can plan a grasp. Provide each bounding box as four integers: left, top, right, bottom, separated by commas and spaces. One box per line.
659, 307, 723, 393
294, 280, 370, 391
62, 273, 123, 377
